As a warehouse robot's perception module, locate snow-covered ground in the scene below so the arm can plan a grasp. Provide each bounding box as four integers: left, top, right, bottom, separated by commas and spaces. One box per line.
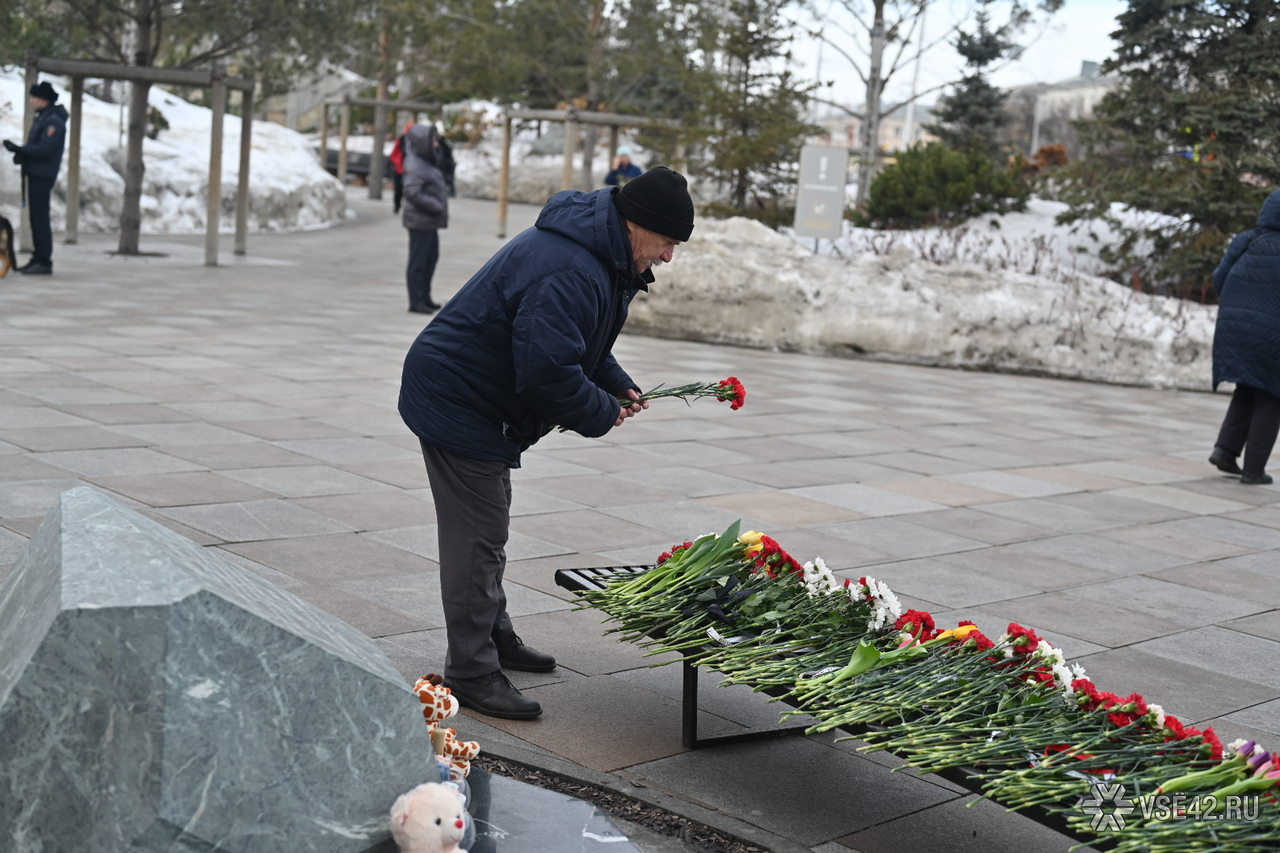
0, 69, 345, 235
809, 198, 1181, 286
633, 216, 1216, 391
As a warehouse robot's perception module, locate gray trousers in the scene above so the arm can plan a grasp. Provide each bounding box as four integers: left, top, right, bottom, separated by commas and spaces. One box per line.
420, 440, 515, 679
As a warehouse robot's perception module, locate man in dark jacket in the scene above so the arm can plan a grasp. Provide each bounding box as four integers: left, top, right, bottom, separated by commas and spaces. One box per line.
1208, 189, 1280, 485
399, 167, 695, 719
4, 81, 67, 276
402, 123, 449, 314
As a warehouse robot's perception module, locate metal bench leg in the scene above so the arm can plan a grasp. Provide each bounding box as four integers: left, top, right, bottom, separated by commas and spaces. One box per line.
681, 656, 810, 749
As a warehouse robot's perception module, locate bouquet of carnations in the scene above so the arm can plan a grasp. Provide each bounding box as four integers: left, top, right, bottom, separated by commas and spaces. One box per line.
620, 377, 747, 411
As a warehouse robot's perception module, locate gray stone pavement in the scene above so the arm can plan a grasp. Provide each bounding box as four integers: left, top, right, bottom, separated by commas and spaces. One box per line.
3, 189, 1279, 852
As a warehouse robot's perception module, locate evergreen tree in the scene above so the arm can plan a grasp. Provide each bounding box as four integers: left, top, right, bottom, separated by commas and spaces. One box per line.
926, 0, 1021, 157
861, 141, 1028, 227
692, 0, 817, 221
1060, 0, 1280, 298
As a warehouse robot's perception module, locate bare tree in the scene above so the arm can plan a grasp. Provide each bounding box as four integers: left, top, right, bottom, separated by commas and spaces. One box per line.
812, 0, 1058, 208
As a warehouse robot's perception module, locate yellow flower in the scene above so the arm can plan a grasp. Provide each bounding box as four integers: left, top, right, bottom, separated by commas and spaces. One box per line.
738, 529, 765, 556
936, 624, 979, 641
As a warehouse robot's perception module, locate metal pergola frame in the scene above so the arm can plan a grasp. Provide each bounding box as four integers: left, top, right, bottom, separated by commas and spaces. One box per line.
22, 52, 255, 267
495, 107, 684, 238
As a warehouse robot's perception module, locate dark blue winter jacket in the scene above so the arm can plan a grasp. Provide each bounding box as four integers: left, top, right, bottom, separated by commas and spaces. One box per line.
1212, 189, 1280, 399
18, 104, 68, 179
399, 188, 651, 466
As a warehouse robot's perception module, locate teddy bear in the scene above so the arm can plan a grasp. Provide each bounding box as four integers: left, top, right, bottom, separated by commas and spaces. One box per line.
413, 674, 481, 777
390, 783, 469, 853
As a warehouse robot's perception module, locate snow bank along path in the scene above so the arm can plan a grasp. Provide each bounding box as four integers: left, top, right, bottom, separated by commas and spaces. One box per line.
629, 217, 1217, 391
0, 70, 345, 235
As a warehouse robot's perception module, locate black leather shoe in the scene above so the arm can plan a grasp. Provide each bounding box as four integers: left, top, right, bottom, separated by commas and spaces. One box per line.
408, 304, 436, 314
1241, 472, 1273, 485
1209, 447, 1243, 476
18, 262, 51, 275
424, 299, 442, 311
444, 671, 542, 720
496, 633, 557, 672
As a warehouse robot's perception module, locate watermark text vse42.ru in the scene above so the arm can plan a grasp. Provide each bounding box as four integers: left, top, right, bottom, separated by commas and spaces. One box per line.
1081, 781, 1263, 831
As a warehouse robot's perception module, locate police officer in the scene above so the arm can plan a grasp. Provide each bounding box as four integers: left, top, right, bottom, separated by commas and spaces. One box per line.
4, 81, 68, 276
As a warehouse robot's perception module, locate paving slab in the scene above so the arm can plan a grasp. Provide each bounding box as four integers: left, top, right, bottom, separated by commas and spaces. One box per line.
629, 737, 957, 847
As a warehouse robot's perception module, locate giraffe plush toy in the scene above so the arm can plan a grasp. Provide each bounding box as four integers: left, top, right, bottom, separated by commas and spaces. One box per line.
413, 674, 480, 777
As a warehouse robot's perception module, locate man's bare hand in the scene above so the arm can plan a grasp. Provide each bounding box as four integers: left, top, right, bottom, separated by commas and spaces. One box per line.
614, 388, 649, 427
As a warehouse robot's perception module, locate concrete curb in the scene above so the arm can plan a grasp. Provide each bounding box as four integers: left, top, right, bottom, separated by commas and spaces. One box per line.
481, 739, 816, 853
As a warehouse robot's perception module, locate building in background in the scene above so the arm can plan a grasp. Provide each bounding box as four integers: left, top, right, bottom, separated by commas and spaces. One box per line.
812, 102, 937, 154
1004, 61, 1121, 161
257, 66, 370, 132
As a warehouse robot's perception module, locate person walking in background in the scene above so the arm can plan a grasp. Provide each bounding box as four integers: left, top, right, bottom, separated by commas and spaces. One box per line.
1208, 188, 1280, 485
401, 123, 448, 314
604, 146, 642, 187
3, 81, 67, 276
398, 167, 695, 719
389, 122, 411, 215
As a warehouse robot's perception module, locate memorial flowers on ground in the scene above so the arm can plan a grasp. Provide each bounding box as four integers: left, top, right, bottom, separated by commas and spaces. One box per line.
575, 520, 1280, 852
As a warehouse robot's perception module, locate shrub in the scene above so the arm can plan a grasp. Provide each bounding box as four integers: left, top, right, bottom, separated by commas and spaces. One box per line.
857, 142, 1029, 228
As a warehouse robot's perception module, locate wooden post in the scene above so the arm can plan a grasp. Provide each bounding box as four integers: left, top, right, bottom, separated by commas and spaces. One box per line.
338, 99, 350, 185
20, 50, 38, 254
65, 77, 83, 244
235, 87, 254, 256
319, 103, 329, 170
205, 73, 226, 267
607, 124, 619, 174
497, 115, 512, 239
368, 100, 388, 200
675, 136, 687, 174
561, 117, 575, 192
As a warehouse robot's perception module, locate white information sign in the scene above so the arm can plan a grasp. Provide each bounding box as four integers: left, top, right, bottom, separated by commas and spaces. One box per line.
793, 145, 849, 240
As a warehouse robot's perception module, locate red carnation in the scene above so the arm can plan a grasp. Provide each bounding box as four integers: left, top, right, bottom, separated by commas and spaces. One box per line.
1005, 623, 1042, 654
1202, 727, 1224, 760
716, 377, 747, 411
1163, 715, 1187, 742
895, 610, 937, 641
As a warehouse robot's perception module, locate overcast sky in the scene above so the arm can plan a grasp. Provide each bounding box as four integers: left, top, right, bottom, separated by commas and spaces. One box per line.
790, 0, 1131, 114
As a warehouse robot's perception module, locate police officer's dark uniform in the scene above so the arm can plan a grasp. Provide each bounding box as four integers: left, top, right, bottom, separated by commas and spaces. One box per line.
4, 81, 68, 275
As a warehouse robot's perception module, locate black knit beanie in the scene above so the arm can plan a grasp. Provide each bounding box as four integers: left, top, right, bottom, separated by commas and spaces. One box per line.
614, 166, 695, 242
29, 81, 58, 103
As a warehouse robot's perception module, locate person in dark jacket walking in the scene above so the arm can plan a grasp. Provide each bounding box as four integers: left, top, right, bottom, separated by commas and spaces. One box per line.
402, 123, 449, 314
1208, 189, 1280, 485
399, 167, 695, 719
4, 81, 67, 276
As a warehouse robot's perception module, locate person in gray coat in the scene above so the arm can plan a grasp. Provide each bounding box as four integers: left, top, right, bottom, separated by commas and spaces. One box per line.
402, 123, 449, 314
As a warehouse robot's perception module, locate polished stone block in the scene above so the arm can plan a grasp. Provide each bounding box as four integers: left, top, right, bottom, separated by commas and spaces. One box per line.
0, 487, 435, 853
467, 767, 640, 853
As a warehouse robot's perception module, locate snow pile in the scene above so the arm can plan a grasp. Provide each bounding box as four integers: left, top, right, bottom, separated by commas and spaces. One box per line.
817, 199, 1182, 285
632, 216, 1216, 390
0, 70, 345, 234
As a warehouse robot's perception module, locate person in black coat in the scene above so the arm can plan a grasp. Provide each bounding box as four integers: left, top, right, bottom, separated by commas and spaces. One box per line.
4, 81, 67, 276
401, 123, 449, 313
398, 167, 695, 720
1208, 189, 1280, 485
